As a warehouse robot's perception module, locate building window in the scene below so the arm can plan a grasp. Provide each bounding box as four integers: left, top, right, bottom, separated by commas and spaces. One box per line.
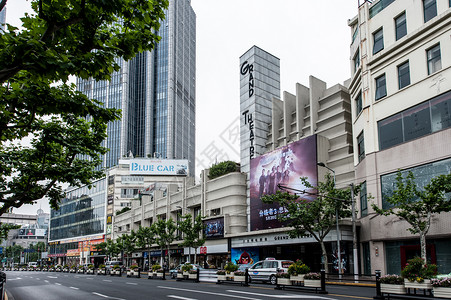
375, 74, 387, 100
356, 92, 363, 115
360, 181, 368, 217
210, 208, 220, 216
395, 12, 407, 40
357, 131, 365, 162
353, 49, 360, 74
381, 157, 451, 209
427, 44, 441, 75
423, 0, 437, 23
398, 61, 410, 89
373, 28, 384, 54
378, 90, 451, 150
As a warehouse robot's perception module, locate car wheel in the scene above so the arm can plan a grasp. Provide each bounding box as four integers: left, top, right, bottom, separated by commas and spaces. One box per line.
269, 275, 277, 285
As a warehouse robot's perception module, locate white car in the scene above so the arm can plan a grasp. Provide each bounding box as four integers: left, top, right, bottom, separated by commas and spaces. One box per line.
247, 258, 294, 285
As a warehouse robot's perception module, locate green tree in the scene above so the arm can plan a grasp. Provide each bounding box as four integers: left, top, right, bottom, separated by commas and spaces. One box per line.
0, 0, 168, 215
117, 232, 136, 267
0, 223, 20, 243
95, 239, 119, 260
372, 171, 451, 262
135, 226, 155, 268
3, 244, 24, 266
178, 213, 205, 264
151, 218, 176, 267
208, 161, 239, 180
262, 174, 359, 272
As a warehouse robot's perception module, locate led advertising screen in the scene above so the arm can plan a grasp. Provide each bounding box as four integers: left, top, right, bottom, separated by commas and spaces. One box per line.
231, 247, 259, 267
204, 217, 224, 239
249, 135, 318, 231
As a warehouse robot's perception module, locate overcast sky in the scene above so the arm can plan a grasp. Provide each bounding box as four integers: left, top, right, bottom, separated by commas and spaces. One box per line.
5, 0, 358, 215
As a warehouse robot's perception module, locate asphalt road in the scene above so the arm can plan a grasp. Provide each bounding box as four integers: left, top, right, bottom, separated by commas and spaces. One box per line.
4, 271, 376, 300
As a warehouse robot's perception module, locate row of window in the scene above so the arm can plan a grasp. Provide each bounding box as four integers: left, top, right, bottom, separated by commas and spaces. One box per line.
356, 90, 450, 164
361, 43, 442, 107
372, 0, 439, 55
359, 157, 451, 218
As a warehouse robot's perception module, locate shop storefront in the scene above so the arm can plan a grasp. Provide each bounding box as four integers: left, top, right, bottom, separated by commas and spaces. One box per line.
232, 228, 356, 273
184, 239, 229, 269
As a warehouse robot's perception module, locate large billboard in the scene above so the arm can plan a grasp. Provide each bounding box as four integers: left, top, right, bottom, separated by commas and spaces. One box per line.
204, 217, 224, 239
128, 159, 188, 176
249, 135, 318, 231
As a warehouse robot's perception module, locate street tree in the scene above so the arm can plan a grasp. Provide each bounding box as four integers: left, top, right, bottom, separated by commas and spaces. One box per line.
372, 171, 451, 262
151, 218, 177, 267
0, 223, 20, 244
135, 226, 155, 268
2, 244, 24, 266
262, 174, 359, 272
95, 239, 119, 261
178, 213, 205, 264
0, 0, 169, 215
116, 232, 136, 267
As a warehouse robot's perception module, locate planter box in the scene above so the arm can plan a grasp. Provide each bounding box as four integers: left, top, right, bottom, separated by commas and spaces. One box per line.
304, 279, 321, 288
188, 273, 197, 279
177, 273, 184, 279
127, 270, 139, 277
183, 271, 189, 276
290, 275, 305, 282
434, 287, 451, 298
70, 269, 76, 273
77, 269, 84, 274
217, 275, 227, 281
381, 284, 406, 294
234, 275, 246, 282
277, 278, 292, 286
86, 269, 95, 274
110, 270, 121, 276
404, 279, 432, 290
156, 272, 164, 278
98, 269, 107, 275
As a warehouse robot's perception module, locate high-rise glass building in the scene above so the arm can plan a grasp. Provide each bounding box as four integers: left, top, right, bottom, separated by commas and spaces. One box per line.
77, 0, 196, 174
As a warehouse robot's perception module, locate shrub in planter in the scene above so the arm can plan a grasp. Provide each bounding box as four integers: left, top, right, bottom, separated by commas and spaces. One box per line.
401, 256, 437, 282
112, 265, 121, 270
152, 264, 161, 272
181, 263, 193, 273
275, 272, 290, 278
234, 271, 245, 276
287, 260, 310, 276
88, 264, 95, 269
432, 278, 451, 287
129, 264, 139, 271
216, 270, 226, 275
224, 262, 238, 274
304, 272, 321, 280
380, 274, 404, 285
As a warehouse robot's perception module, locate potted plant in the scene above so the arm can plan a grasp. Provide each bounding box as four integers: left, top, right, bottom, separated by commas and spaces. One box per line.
432, 277, 451, 298
380, 274, 406, 294
176, 270, 184, 280
224, 262, 238, 277
98, 264, 107, 275
55, 264, 63, 272
110, 264, 121, 276
48, 265, 55, 272
401, 257, 436, 290
86, 264, 95, 274
181, 263, 193, 276
217, 270, 227, 282
151, 264, 162, 278
63, 264, 70, 272
234, 271, 246, 282
77, 265, 84, 273
70, 265, 77, 273
127, 264, 140, 278
304, 272, 321, 288
288, 260, 310, 282
276, 272, 291, 286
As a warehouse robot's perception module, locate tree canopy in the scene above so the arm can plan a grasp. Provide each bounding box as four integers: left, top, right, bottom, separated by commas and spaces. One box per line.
372, 171, 451, 262
178, 213, 205, 263
0, 0, 169, 215
262, 174, 360, 272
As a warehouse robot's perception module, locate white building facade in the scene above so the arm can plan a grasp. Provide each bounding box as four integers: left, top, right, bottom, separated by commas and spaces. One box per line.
348, 0, 451, 275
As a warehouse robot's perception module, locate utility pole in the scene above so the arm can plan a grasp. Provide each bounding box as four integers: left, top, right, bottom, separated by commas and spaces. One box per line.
351, 183, 359, 282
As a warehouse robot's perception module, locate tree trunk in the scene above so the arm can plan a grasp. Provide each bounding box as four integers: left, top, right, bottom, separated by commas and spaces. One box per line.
420, 231, 427, 262
320, 240, 329, 273
160, 247, 164, 266
194, 247, 197, 265
168, 245, 171, 269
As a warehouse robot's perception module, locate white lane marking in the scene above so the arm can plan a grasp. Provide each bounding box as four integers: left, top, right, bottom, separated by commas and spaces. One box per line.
45, 280, 49, 283
227, 290, 334, 299
103, 280, 112, 282
86, 277, 94, 280
7, 278, 22, 281
36, 278, 40, 280
168, 296, 197, 300
92, 292, 125, 300
47, 276, 58, 278
158, 286, 261, 300
70, 287, 79, 290
55, 283, 62, 286
126, 282, 138, 285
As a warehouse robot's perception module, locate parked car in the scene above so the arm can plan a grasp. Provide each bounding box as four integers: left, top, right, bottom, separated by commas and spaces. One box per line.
169, 263, 202, 279
105, 261, 124, 274
247, 258, 294, 285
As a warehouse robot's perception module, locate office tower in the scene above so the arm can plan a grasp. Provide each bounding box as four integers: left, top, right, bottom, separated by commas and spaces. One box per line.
77, 0, 196, 174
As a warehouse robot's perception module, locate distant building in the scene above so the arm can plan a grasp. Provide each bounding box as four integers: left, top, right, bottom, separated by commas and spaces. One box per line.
76, 0, 196, 173
348, 0, 451, 274
0, 7, 6, 31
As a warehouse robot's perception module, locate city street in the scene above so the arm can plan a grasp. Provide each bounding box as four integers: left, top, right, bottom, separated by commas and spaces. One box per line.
4, 271, 375, 300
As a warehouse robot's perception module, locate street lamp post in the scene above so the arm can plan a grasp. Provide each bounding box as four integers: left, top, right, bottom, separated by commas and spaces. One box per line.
317, 162, 342, 277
